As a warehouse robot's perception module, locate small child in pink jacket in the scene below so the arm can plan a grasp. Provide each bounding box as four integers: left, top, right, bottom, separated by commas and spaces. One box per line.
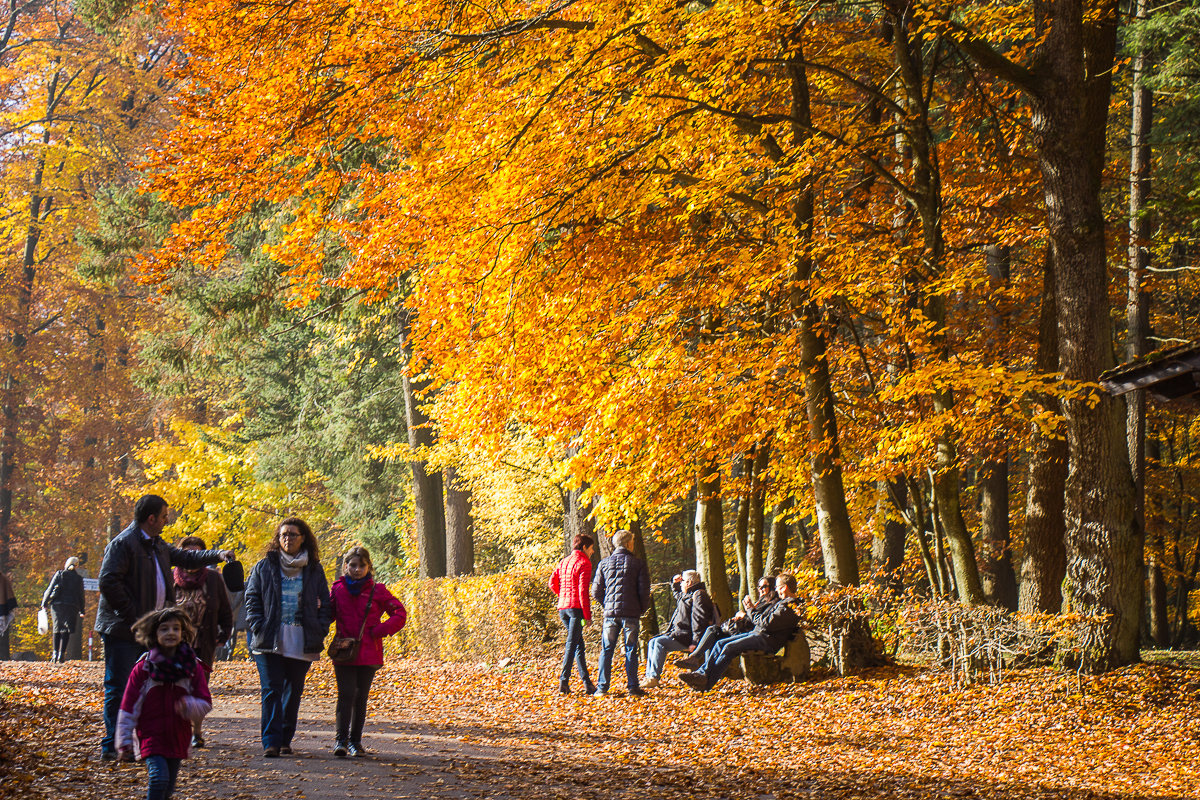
328, 546, 406, 757
117, 607, 212, 800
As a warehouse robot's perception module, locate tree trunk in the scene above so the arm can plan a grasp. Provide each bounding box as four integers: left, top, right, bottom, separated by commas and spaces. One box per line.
1036, 2, 1140, 671
788, 51, 859, 589
873, 479, 906, 592
443, 466, 474, 576
400, 316, 446, 579
629, 519, 660, 644
1020, 250, 1068, 615
767, 498, 791, 575
1127, 0, 1161, 648
980, 456, 1017, 610
734, 453, 751, 601
566, 485, 602, 558
695, 463, 733, 620
747, 442, 770, 591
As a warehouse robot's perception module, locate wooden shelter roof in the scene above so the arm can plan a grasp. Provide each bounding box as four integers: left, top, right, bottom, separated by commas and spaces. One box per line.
1099, 342, 1200, 405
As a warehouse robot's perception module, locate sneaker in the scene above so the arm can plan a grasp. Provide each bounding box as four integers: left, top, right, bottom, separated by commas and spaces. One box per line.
641, 677, 660, 689
279, 746, 293, 755
674, 655, 701, 670
100, 750, 117, 762
191, 734, 206, 749
333, 743, 348, 758
590, 689, 608, 698
264, 746, 280, 758
348, 742, 368, 757
679, 671, 709, 692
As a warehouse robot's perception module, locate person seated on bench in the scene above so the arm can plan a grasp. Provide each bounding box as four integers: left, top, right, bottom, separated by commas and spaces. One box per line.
674, 575, 778, 671
678, 572, 800, 692
642, 570, 716, 688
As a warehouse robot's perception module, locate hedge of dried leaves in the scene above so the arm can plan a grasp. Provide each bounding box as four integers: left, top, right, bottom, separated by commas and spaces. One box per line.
1, 658, 1197, 800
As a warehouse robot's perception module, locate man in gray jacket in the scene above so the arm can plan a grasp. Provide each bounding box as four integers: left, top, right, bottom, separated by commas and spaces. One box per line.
591, 529, 650, 697
95, 494, 233, 760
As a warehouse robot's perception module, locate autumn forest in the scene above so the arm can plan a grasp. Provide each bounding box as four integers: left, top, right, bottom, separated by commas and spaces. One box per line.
2, 0, 1200, 688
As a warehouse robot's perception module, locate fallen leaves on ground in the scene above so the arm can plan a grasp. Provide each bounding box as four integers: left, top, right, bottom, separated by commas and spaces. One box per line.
1, 657, 1197, 800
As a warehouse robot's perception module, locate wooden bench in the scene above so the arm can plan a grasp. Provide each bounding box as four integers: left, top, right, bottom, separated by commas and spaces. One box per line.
741, 630, 811, 685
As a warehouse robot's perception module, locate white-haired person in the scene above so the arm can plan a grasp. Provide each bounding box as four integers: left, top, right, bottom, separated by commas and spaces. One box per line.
41, 557, 85, 663
590, 529, 651, 697
642, 569, 716, 688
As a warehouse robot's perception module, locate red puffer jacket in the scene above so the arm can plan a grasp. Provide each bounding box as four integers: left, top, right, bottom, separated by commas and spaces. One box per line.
329, 578, 407, 666
549, 550, 592, 621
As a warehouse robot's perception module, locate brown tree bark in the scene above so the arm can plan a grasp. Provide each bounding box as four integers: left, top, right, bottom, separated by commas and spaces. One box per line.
695, 463, 733, 620
767, 498, 792, 575
629, 519, 660, 645
1127, 0, 1163, 647
400, 314, 446, 579
873, 479, 906, 592
1020, 250, 1068, 615
443, 466, 474, 576
747, 442, 770, 590
734, 452, 752, 600
788, 50, 860, 589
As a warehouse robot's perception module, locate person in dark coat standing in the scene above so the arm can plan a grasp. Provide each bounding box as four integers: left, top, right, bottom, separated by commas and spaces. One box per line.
95, 495, 234, 761
244, 517, 332, 758
173, 535, 234, 748
642, 569, 715, 688
590, 529, 650, 697
41, 557, 86, 663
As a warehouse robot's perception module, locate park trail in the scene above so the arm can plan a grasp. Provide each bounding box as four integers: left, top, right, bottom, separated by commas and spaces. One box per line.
193, 692, 515, 800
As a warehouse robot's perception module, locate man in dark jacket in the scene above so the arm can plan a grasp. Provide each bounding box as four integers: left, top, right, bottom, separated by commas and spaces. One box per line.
95, 494, 233, 760
642, 570, 715, 688
679, 572, 801, 692
591, 529, 650, 697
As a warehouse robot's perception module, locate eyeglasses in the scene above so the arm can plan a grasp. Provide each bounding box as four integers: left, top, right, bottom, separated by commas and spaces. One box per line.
279, 532, 303, 540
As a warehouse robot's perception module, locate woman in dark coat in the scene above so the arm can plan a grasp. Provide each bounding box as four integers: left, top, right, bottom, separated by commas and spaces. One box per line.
174, 535, 234, 747
41, 558, 85, 663
244, 518, 331, 758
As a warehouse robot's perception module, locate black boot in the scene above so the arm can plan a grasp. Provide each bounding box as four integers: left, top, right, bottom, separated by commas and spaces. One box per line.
333, 741, 348, 758
559, 680, 570, 694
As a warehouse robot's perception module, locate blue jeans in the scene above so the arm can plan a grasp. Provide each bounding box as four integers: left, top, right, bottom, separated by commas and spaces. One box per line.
145, 755, 181, 800
254, 653, 312, 749
695, 630, 772, 689
559, 609, 593, 688
645, 634, 689, 680
597, 616, 640, 692
101, 635, 146, 753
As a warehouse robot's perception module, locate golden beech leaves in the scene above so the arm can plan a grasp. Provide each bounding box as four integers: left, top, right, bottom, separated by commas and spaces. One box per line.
146, 0, 1075, 532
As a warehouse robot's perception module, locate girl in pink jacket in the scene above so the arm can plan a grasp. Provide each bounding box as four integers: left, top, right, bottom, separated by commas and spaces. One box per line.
328, 546, 406, 757
117, 607, 212, 800
548, 534, 596, 695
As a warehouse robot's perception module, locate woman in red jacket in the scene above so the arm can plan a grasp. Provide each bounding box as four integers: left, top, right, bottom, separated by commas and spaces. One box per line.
328, 546, 406, 757
548, 534, 596, 695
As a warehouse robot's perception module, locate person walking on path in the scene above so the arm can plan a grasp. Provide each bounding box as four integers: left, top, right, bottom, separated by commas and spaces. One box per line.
41, 557, 85, 663
674, 576, 777, 671
245, 517, 331, 758
95, 495, 233, 761
642, 569, 715, 688
173, 535, 233, 748
0, 571, 17, 660
117, 607, 212, 800
548, 534, 596, 695
328, 546, 406, 758
679, 572, 801, 692
591, 529, 650, 697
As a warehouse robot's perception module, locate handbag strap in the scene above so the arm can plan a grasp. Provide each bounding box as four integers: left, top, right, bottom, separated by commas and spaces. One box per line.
352, 583, 377, 641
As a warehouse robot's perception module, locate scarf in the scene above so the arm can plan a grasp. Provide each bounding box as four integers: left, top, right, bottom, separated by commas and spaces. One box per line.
146, 642, 198, 683
278, 549, 309, 579
173, 566, 207, 591
343, 575, 369, 596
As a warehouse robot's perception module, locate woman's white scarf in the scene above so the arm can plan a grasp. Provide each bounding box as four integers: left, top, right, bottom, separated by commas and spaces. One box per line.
278, 549, 309, 579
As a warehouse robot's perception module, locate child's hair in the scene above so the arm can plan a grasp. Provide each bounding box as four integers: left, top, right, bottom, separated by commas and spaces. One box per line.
178, 535, 207, 549
132, 607, 197, 650
343, 546, 374, 579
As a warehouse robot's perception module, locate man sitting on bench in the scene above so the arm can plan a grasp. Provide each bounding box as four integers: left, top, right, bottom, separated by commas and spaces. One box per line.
679, 572, 800, 692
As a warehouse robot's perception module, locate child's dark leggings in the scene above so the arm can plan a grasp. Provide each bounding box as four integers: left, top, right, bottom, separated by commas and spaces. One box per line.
333, 664, 380, 744
145, 755, 181, 800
